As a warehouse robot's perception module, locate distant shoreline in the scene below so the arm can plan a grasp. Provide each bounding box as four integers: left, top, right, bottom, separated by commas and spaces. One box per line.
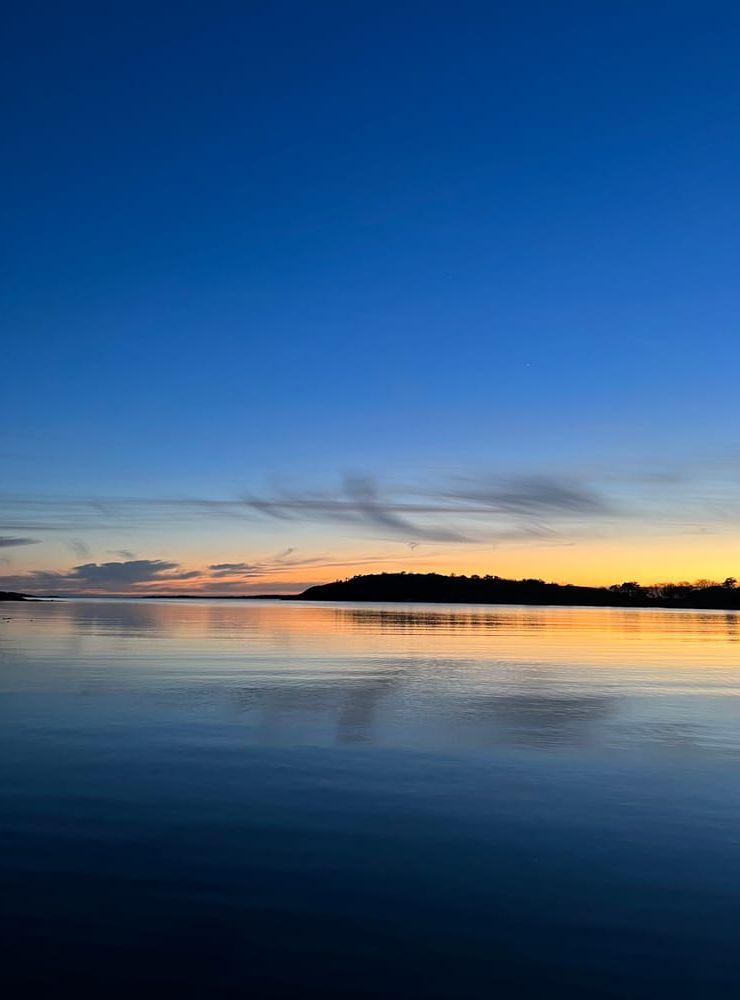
8, 569, 740, 611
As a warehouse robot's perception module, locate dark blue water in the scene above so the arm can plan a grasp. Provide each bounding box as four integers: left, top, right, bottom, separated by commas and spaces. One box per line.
2, 599, 740, 996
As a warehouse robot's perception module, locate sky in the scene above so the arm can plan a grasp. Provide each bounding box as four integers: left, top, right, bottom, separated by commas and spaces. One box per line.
4, 0, 740, 595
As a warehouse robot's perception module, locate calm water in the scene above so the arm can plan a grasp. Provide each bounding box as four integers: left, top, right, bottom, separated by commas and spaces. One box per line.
2, 599, 740, 996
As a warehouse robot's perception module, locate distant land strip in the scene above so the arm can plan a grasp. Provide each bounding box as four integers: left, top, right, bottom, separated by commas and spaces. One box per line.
6, 572, 740, 609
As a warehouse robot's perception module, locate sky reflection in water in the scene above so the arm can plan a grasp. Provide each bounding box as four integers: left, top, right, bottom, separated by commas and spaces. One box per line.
1, 600, 740, 996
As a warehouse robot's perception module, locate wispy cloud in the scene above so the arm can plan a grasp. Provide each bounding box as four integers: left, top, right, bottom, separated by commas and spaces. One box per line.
240, 472, 609, 542
208, 562, 262, 578
432, 474, 607, 515
3, 459, 740, 550
205, 547, 432, 583
0, 536, 39, 548
66, 538, 90, 558
0, 472, 607, 545
0, 494, 253, 533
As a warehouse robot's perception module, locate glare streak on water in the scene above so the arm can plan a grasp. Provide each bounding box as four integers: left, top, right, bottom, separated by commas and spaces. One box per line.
1, 599, 740, 997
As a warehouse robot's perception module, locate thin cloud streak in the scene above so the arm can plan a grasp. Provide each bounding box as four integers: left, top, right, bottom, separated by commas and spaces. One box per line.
67, 538, 90, 558
240, 473, 609, 542
205, 549, 434, 581
3, 461, 740, 551
0, 536, 39, 548
431, 475, 607, 515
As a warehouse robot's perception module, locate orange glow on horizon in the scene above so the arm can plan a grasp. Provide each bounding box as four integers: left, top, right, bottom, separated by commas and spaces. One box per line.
90, 533, 740, 595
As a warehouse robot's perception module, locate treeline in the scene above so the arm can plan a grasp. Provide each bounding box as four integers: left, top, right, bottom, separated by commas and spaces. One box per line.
298, 572, 740, 609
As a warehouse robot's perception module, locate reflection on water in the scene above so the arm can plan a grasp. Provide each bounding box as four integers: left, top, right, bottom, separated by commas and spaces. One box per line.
6, 598, 739, 752
1, 599, 740, 996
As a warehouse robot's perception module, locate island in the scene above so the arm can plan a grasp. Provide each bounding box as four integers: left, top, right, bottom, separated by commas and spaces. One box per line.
296, 572, 740, 610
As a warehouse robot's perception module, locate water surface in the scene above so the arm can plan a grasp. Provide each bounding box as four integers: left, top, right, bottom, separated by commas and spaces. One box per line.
2, 599, 740, 996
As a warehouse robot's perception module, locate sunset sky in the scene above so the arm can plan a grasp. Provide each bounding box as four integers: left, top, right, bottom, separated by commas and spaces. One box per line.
4, 1, 740, 595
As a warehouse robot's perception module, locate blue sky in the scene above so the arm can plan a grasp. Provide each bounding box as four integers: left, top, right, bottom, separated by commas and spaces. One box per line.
4, 1, 740, 593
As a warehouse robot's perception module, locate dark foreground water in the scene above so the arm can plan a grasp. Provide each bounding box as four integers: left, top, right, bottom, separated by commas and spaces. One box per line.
2, 599, 740, 997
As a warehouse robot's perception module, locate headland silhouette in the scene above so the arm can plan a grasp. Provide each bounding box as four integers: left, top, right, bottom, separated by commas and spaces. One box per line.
297, 572, 740, 610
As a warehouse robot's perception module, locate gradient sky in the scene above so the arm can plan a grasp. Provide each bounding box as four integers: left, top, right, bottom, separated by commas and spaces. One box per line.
4, 1, 740, 594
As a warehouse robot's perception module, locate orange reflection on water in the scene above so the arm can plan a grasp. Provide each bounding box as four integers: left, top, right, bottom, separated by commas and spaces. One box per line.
5, 597, 740, 757
10, 596, 740, 678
